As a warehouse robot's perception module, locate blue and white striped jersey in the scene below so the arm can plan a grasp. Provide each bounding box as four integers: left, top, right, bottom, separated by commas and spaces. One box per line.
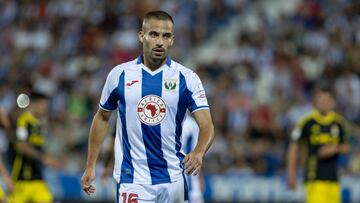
99, 56, 209, 185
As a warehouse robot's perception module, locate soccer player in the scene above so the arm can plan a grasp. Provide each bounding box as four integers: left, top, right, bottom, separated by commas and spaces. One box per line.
7, 92, 62, 203
287, 84, 349, 203
0, 107, 13, 203
181, 112, 204, 203
81, 10, 214, 203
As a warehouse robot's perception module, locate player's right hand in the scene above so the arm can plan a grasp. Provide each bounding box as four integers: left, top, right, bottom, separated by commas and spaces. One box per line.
43, 155, 64, 169
318, 144, 339, 159
81, 167, 96, 195
183, 149, 204, 176
287, 175, 297, 190
4, 174, 14, 193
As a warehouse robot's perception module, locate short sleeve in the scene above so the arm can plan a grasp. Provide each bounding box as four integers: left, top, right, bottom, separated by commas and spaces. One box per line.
16, 116, 28, 141
99, 68, 121, 111
290, 114, 310, 142
290, 127, 303, 141
185, 72, 209, 112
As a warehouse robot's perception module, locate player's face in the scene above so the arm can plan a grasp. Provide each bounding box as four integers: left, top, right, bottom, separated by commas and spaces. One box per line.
139, 18, 174, 66
314, 91, 335, 114
34, 99, 48, 117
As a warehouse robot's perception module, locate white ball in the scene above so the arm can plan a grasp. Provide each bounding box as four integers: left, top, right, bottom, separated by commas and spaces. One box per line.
17, 93, 30, 109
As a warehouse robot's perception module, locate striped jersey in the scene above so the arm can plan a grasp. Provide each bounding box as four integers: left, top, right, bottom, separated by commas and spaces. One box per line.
99, 56, 209, 185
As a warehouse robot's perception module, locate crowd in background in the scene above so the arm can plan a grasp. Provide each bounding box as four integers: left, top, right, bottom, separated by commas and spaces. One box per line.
0, 0, 359, 180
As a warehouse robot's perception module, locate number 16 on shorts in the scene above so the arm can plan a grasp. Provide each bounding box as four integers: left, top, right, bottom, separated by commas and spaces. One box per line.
121, 192, 138, 203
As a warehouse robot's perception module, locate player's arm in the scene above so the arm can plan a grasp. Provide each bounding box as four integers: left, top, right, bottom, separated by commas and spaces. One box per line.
287, 140, 299, 190
286, 123, 305, 190
0, 156, 13, 192
16, 141, 61, 168
337, 143, 349, 154
318, 143, 349, 158
0, 107, 10, 129
81, 108, 112, 195
82, 67, 120, 194
0, 156, 9, 177
85, 108, 112, 169
183, 109, 214, 176
192, 109, 214, 154
318, 118, 350, 158
15, 119, 61, 167
0, 107, 13, 191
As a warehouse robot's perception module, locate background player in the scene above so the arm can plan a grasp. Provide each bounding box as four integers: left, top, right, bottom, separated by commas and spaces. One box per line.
7, 92, 62, 203
0, 107, 13, 203
81, 10, 214, 203
287, 84, 349, 203
182, 112, 204, 203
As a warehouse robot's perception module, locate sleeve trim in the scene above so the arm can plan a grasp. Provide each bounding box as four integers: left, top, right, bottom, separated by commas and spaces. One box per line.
190, 106, 209, 113
99, 104, 116, 111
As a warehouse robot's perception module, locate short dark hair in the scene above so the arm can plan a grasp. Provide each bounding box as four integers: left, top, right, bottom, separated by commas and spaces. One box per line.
30, 91, 48, 101
312, 81, 336, 97
143, 10, 174, 27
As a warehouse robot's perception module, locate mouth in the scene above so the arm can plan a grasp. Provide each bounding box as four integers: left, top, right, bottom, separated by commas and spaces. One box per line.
152, 48, 165, 56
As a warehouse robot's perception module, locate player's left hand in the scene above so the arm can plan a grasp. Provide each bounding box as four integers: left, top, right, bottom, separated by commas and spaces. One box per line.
318, 144, 339, 159
182, 150, 204, 176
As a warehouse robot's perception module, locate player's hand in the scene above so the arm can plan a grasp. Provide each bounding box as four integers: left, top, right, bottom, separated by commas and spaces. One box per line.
42, 155, 64, 169
182, 149, 204, 176
81, 167, 96, 195
287, 174, 297, 190
4, 174, 14, 193
318, 144, 338, 159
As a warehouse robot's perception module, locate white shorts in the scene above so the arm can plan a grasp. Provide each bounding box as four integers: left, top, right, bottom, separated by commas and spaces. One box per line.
117, 178, 188, 203
186, 175, 204, 203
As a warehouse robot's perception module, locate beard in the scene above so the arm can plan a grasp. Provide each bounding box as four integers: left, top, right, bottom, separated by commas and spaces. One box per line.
150, 50, 166, 66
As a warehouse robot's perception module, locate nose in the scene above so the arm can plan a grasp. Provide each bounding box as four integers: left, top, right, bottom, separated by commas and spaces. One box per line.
155, 38, 163, 47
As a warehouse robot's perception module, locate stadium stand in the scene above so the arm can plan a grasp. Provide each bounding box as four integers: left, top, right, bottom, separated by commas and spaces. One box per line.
0, 0, 359, 202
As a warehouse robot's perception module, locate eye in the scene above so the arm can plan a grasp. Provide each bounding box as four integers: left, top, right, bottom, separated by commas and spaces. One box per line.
163, 33, 172, 39
149, 32, 158, 37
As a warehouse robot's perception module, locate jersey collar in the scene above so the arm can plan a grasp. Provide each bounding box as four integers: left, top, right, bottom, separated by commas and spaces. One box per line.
312, 109, 337, 125
136, 55, 172, 67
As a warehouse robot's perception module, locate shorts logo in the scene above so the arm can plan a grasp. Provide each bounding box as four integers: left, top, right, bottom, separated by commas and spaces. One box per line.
137, 95, 166, 125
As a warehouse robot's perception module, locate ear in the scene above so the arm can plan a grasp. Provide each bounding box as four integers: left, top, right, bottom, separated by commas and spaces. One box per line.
138, 31, 144, 43
170, 35, 174, 46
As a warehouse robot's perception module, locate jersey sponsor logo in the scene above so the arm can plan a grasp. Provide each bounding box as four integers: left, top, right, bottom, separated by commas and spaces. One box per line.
137, 95, 166, 125
310, 133, 340, 145
164, 79, 177, 91
126, 80, 139, 87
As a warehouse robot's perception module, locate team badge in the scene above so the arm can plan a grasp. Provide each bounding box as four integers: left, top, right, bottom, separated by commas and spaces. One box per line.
137, 95, 166, 125
164, 79, 177, 91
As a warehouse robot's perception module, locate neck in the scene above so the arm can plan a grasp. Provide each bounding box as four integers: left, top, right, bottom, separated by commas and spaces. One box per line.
316, 109, 331, 116
143, 55, 166, 71
28, 107, 37, 118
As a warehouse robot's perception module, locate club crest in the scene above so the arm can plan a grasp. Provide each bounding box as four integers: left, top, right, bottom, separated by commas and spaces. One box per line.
164, 79, 177, 91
